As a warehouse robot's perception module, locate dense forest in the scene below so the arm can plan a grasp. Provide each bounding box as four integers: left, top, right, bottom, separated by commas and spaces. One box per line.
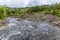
0, 3, 60, 19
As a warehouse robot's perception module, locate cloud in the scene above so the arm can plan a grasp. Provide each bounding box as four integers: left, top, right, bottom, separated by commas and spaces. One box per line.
0, 0, 60, 8
0, 0, 30, 7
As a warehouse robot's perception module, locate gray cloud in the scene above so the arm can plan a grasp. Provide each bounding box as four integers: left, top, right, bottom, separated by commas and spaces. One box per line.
0, 0, 60, 8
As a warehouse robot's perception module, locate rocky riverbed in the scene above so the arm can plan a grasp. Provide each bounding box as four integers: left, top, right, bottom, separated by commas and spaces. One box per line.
16, 13, 60, 27
0, 13, 60, 40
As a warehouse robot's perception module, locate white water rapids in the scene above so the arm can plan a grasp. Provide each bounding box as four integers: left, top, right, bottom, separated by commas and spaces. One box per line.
0, 17, 60, 40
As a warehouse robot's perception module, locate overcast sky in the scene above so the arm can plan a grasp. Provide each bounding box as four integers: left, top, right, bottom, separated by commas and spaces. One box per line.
0, 0, 60, 8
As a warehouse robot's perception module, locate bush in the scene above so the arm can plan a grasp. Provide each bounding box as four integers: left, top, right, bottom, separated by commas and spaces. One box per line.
27, 6, 41, 13
0, 6, 7, 19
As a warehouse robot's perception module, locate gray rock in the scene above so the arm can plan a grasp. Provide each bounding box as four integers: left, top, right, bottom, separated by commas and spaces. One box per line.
0, 18, 59, 40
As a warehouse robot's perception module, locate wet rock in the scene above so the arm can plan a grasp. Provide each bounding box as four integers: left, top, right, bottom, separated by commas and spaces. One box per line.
0, 18, 59, 40
51, 21, 60, 27
0, 20, 7, 26
0, 13, 60, 40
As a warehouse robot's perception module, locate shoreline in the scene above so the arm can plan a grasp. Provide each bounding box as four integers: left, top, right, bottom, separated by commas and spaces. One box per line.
0, 13, 60, 28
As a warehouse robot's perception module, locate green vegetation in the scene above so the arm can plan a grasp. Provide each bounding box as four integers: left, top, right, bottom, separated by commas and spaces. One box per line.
0, 6, 7, 19
0, 3, 60, 19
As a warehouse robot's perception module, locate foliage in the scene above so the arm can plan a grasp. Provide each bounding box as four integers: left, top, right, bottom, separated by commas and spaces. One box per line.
0, 3, 60, 19
0, 6, 7, 19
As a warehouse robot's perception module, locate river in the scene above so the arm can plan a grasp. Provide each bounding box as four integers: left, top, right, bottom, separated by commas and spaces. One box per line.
0, 17, 60, 40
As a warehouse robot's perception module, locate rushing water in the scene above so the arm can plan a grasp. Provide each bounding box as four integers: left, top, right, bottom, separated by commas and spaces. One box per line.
0, 17, 60, 40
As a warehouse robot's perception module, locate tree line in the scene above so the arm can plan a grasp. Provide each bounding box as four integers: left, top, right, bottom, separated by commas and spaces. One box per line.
0, 3, 60, 19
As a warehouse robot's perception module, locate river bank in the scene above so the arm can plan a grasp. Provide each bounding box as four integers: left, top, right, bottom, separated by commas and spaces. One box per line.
0, 12, 60, 28
12, 12, 60, 27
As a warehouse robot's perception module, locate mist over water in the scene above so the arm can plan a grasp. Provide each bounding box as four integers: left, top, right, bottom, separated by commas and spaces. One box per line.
0, 17, 60, 40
